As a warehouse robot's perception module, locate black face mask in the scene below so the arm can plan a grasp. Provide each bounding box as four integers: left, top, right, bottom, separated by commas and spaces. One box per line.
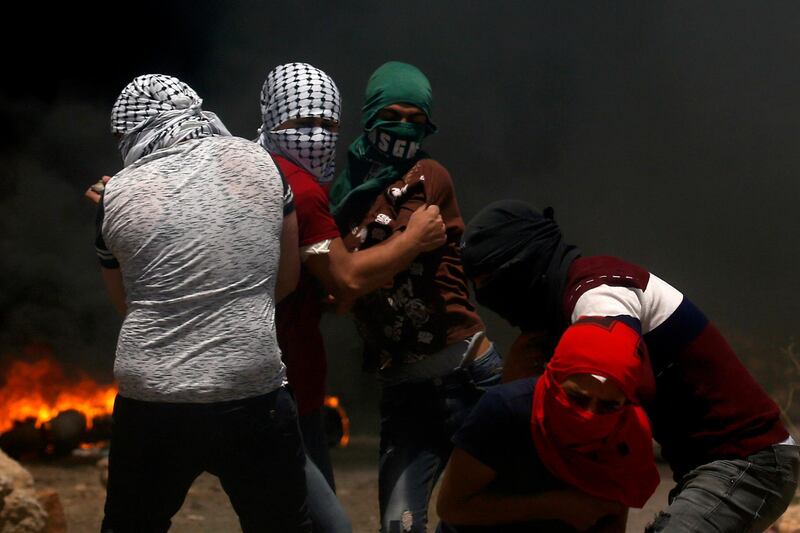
463, 200, 581, 336
474, 264, 547, 332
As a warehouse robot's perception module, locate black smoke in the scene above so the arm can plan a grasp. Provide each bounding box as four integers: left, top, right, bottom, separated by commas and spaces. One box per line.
2, 2, 798, 426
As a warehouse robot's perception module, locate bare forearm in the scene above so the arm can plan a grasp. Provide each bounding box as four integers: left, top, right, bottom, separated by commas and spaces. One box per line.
328, 232, 421, 298
350, 232, 420, 287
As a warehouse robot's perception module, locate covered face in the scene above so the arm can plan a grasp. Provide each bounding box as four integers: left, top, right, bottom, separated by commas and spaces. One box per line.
111, 74, 229, 167
360, 61, 438, 161
461, 200, 578, 332
531, 318, 659, 508
258, 63, 341, 183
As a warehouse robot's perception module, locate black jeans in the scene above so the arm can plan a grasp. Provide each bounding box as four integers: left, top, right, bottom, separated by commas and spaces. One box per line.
646, 443, 800, 532
102, 387, 311, 533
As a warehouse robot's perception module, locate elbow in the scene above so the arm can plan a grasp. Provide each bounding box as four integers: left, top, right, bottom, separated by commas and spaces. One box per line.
330, 270, 365, 302
340, 276, 364, 300
436, 492, 459, 524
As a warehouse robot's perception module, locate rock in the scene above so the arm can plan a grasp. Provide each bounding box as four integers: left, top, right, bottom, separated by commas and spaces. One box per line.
0, 490, 47, 533
45, 410, 86, 457
0, 449, 47, 533
35, 490, 66, 533
0, 476, 10, 514
0, 420, 44, 461
773, 502, 800, 533
96, 457, 108, 488
0, 450, 34, 490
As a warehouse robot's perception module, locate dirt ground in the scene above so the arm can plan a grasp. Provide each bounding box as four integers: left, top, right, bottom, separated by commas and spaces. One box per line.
22, 435, 676, 533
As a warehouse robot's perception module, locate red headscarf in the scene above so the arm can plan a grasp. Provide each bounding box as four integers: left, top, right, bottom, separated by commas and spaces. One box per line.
530, 318, 660, 508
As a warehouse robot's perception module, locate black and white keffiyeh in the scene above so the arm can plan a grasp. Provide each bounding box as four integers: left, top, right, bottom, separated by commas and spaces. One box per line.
258, 63, 341, 183
111, 74, 230, 167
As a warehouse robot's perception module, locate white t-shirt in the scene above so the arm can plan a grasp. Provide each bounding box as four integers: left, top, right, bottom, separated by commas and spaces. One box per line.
97, 135, 294, 402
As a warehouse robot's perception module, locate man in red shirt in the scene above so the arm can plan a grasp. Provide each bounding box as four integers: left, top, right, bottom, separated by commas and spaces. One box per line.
258, 63, 447, 532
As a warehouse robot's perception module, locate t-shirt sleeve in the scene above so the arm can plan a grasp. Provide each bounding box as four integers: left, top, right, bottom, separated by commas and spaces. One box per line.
94, 197, 119, 269
282, 176, 295, 216
294, 183, 340, 247
452, 385, 516, 472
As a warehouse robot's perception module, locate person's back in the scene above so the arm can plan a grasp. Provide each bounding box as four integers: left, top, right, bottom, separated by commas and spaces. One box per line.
97, 74, 308, 532
103, 135, 289, 402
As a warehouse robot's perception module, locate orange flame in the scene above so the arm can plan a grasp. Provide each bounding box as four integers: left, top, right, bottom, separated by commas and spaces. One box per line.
0, 357, 117, 434
324, 395, 350, 447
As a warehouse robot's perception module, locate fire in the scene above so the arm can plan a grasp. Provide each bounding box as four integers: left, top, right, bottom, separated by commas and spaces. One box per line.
0, 357, 117, 434
324, 395, 350, 447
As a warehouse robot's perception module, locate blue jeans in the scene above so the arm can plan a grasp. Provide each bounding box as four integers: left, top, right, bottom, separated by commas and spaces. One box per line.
299, 409, 352, 533
645, 443, 800, 532
378, 347, 503, 533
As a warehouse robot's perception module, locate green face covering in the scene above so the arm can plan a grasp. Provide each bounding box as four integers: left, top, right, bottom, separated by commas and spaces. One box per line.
330, 62, 438, 230
360, 62, 438, 133
367, 120, 427, 160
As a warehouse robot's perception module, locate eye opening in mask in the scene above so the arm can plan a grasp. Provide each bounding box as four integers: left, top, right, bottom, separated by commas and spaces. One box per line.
559, 374, 629, 414
375, 103, 429, 125
274, 117, 339, 132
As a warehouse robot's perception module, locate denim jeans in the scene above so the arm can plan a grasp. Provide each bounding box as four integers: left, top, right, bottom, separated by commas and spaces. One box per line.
300, 408, 337, 490
304, 456, 353, 533
645, 443, 800, 532
378, 346, 503, 533
299, 409, 353, 533
102, 387, 311, 533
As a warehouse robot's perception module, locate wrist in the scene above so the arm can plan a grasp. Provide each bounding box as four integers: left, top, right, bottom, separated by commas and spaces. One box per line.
399, 228, 423, 254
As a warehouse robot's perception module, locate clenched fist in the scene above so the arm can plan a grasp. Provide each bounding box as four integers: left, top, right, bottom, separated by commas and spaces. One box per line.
405, 204, 447, 252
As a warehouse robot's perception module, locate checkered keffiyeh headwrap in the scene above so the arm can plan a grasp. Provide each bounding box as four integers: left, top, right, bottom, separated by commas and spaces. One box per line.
257, 63, 341, 183
111, 74, 230, 167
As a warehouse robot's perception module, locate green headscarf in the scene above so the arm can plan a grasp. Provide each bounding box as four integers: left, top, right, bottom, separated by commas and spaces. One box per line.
329, 62, 438, 230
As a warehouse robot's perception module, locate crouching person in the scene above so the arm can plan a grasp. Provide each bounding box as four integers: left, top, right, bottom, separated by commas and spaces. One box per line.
459, 200, 799, 533
436, 318, 659, 532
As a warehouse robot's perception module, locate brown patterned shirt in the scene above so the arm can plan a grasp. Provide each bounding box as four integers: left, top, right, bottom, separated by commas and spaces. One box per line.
342, 159, 484, 368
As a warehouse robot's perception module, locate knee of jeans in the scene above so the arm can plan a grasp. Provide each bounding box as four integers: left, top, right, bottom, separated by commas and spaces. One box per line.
644, 511, 671, 532
382, 509, 427, 533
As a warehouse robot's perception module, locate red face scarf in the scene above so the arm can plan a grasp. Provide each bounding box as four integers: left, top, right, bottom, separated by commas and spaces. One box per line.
530, 318, 660, 508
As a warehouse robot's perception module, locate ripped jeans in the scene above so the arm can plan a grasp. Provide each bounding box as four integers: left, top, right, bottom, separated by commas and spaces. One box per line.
645, 442, 799, 532
378, 346, 503, 533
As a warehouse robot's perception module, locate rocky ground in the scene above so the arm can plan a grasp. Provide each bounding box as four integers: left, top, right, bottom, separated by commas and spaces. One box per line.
13, 435, 688, 533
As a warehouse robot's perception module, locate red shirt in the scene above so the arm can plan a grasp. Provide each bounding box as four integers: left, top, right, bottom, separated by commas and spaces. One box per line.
273, 155, 340, 416
563, 256, 787, 477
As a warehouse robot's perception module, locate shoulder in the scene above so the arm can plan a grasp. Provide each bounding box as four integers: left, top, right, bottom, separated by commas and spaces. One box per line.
272, 154, 308, 182
414, 158, 453, 187
417, 158, 450, 176
272, 155, 326, 201
476, 377, 536, 420
565, 256, 650, 307
203, 135, 269, 156
566, 256, 686, 334
567, 256, 651, 290
199, 136, 282, 178
453, 378, 536, 466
